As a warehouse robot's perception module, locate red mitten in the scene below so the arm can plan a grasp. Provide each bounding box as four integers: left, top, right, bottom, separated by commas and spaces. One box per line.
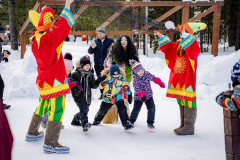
154, 78, 165, 88
68, 80, 77, 89
68, 80, 83, 91
138, 91, 147, 103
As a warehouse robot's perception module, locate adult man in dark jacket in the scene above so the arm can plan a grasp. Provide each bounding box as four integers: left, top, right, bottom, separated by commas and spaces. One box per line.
0, 23, 10, 109
88, 27, 114, 99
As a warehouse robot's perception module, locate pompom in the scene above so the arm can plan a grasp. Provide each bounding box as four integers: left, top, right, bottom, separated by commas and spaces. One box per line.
111, 61, 117, 65
64, 53, 72, 60
85, 55, 90, 60
130, 60, 136, 66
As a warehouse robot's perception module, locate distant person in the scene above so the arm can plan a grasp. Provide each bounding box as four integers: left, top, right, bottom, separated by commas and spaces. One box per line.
88, 27, 114, 99
0, 22, 11, 109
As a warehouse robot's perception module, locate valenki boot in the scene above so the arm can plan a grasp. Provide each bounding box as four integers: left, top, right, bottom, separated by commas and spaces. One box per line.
43, 121, 69, 154
174, 105, 184, 132
25, 113, 44, 141
174, 107, 197, 135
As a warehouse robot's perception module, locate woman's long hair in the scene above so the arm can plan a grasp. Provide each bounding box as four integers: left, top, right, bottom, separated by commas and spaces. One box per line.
113, 35, 139, 67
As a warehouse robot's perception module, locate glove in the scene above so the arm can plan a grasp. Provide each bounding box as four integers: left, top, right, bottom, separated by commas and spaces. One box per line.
141, 95, 146, 102
68, 80, 82, 91
154, 78, 165, 88
215, 92, 227, 108
181, 33, 190, 39
101, 80, 110, 86
95, 75, 107, 86
71, 87, 82, 97
128, 94, 132, 104
138, 91, 147, 103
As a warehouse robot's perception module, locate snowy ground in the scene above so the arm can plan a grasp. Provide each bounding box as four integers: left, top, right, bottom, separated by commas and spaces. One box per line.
1, 39, 239, 160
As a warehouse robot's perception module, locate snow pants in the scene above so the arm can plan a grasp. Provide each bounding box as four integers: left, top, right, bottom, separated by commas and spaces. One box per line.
35, 95, 65, 122
94, 100, 129, 126
130, 97, 156, 125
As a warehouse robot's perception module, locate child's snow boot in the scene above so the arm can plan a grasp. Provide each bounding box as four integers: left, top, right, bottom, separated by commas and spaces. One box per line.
43, 121, 69, 154
124, 121, 134, 130
71, 116, 82, 126
82, 122, 91, 132
147, 123, 155, 129
174, 108, 197, 135
25, 113, 44, 141
3, 103, 11, 109
92, 121, 100, 125
174, 105, 184, 132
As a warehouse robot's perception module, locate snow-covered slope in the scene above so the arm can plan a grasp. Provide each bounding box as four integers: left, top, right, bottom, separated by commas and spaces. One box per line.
0, 40, 239, 160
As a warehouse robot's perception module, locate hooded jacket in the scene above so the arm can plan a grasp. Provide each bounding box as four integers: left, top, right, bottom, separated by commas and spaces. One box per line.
99, 68, 131, 104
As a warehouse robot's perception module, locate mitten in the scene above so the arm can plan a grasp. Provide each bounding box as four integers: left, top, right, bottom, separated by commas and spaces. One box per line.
154, 78, 165, 88
128, 94, 133, 104
138, 91, 147, 103
95, 75, 107, 86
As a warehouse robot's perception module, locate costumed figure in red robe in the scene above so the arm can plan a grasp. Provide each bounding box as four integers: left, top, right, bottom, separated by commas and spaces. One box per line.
25, 0, 75, 154
154, 22, 206, 135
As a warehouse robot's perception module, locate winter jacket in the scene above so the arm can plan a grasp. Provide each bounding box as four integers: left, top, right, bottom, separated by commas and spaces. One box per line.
132, 71, 157, 101
72, 61, 98, 105
88, 36, 114, 66
99, 68, 131, 104
216, 85, 240, 111
104, 53, 134, 82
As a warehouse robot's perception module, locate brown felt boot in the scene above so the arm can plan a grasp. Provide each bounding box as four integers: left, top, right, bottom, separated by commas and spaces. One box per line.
43, 121, 69, 154
25, 113, 44, 141
174, 108, 197, 135
174, 106, 184, 132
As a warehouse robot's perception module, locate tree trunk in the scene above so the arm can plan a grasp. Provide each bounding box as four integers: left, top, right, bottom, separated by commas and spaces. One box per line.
235, 2, 240, 50
8, 0, 18, 50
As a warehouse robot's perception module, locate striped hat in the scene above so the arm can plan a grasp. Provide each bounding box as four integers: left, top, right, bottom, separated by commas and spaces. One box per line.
231, 59, 240, 82
130, 60, 143, 74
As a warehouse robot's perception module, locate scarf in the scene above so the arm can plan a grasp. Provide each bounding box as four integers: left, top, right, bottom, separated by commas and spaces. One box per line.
79, 69, 91, 104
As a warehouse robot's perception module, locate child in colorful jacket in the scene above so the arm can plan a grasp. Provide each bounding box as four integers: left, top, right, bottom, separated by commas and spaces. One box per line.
129, 60, 165, 129
92, 61, 134, 130
216, 60, 240, 111
25, 0, 75, 154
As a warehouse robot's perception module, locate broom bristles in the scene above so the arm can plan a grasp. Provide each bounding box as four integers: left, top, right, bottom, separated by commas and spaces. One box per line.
103, 104, 119, 124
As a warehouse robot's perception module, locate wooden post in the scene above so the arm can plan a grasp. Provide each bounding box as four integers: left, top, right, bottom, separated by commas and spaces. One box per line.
39, 3, 43, 12
182, 6, 190, 25
211, 5, 222, 57
21, 30, 26, 59
223, 109, 240, 160
132, 0, 138, 54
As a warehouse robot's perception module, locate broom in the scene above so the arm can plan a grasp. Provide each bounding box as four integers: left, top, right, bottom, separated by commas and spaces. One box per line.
103, 104, 119, 124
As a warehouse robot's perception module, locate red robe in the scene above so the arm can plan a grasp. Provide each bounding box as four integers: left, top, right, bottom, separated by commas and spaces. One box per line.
158, 35, 201, 101
30, 8, 75, 99
0, 99, 13, 160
